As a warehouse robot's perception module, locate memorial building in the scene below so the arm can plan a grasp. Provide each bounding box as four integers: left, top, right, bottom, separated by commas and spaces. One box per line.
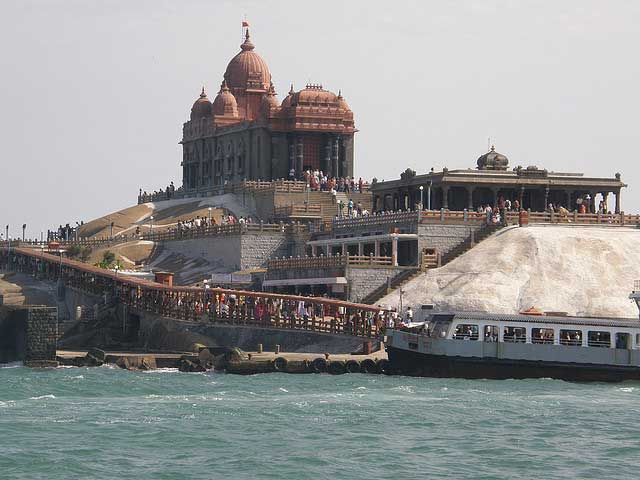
371, 146, 627, 213
181, 28, 356, 192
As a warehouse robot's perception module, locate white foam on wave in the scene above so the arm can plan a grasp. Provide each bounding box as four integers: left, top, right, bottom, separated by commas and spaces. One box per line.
29, 394, 56, 400
0, 361, 23, 369
279, 387, 289, 393
618, 387, 635, 393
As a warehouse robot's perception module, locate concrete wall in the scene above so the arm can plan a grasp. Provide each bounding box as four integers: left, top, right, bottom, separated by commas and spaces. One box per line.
25, 307, 58, 361
417, 224, 481, 257
240, 233, 290, 270
154, 231, 308, 279
136, 310, 363, 354
346, 266, 409, 303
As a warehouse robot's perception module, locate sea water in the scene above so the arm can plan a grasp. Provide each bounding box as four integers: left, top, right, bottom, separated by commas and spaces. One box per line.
1, 363, 639, 480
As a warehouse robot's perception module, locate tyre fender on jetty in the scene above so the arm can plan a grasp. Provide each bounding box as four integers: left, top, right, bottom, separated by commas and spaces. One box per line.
311, 357, 328, 373
328, 360, 347, 375
272, 356, 288, 372
345, 360, 361, 373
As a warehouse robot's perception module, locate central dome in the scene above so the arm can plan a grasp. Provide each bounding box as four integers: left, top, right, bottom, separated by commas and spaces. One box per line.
224, 29, 271, 91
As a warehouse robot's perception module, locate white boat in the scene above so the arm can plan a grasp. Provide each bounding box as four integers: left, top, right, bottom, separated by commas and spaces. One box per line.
386, 283, 640, 381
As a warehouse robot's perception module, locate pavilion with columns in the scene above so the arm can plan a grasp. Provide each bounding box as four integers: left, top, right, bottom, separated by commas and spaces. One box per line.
371, 146, 627, 214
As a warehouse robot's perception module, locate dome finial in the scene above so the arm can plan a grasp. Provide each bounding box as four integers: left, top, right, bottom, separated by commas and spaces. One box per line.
490, 144, 495, 152
241, 28, 255, 51
289, 84, 294, 95
200, 86, 206, 98
220, 79, 229, 92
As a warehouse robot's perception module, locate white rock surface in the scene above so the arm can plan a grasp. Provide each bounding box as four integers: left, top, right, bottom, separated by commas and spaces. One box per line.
380, 225, 640, 319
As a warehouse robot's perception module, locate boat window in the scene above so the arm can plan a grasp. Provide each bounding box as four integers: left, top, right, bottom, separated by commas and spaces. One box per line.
431, 320, 451, 339
615, 333, 631, 349
559, 329, 582, 346
452, 324, 479, 340
503, 326, 526, 343
532, 328, 554, 344
587, 331, 610, 348
484, 325, 499, 342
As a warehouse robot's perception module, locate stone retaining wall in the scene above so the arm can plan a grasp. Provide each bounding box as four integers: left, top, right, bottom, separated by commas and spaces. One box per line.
346, 266, 409, 303
417, 224, 482, 257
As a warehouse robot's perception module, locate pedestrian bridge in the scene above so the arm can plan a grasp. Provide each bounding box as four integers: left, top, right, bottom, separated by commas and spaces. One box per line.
0, 246, 389, 339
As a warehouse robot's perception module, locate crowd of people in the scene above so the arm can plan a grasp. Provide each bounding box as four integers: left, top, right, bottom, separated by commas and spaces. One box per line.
127, 287, 386, 337
297, 169, 368, 194
48, 222, 83, 242
139, 182, 181, 203
168, 212, 256, 235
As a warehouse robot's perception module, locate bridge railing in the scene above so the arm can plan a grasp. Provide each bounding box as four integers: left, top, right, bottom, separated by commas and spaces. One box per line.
267, 253, 394, 271
0, 247, 389, 339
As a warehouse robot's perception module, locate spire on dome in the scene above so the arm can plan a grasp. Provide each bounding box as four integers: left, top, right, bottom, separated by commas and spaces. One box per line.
241, 28, 255, 51
289, 84, 294, 95
200, 86, 206, 98
338, 89, 342, 98
220, 79, 230, 92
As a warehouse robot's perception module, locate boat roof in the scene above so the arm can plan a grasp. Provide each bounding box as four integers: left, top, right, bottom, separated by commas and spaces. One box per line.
433, 311, 640, 329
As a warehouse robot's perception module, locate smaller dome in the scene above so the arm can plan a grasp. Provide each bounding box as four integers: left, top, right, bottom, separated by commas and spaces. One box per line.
281, 84, 295, 108
336, 90, 350, 111
212, 80, 239, 117
261, 83, 279, 113
291, 84, 337, 105
190, 87, 212, 120
477, 145, 509, 170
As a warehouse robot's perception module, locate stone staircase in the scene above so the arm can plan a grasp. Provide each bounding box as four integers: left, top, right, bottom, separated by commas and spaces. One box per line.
439, 223, 503, 265
361, 223, 504, 305
283, 191, 372, 224
360, 268, 422, 305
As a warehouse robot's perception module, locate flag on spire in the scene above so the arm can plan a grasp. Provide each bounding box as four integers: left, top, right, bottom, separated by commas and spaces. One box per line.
242, 21, 249, 27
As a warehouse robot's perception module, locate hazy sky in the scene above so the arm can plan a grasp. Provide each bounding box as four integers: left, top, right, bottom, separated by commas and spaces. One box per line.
1, 0, 639, 238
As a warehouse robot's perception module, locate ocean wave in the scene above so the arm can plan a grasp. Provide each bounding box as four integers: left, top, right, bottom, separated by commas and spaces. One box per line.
29, 394, 56, 400
0, 361, 23, 369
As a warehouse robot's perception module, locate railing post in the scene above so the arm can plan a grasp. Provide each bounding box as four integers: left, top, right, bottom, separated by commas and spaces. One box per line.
573, 210, 578, 223
440, 208, 445, 222
463, 208, 468, 222
621, 211, 625, 226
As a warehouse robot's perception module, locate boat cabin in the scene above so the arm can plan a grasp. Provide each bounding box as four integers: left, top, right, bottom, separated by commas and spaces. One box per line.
428, 312, 639, 350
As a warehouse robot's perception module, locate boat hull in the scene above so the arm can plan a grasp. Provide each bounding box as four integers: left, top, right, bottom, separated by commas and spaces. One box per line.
387, 346, 640, 382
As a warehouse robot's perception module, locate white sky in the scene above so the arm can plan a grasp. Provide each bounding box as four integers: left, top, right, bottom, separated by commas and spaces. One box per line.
1, 0, 639, 238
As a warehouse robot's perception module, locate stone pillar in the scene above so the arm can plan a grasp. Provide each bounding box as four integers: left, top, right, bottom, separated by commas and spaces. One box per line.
615, 189, 621, 214
288, 139, 296, 176
544, 187, 549, 210
341, 243, 347, 256
565, 190, 572, 210
332, 137, 339, 178
311, 245, 317, 257
391, 237, 398, 266
491, 188, 499, 208
296, 136, 304, 175
590, 191, 598, 213
358, 243, 363, 256
601, 191, 609, 213
442, 186, 450, 210
466, 187, 474, 210
519, 186, 525, 209
374, 240, 380, 257
325, 136, 332, 177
